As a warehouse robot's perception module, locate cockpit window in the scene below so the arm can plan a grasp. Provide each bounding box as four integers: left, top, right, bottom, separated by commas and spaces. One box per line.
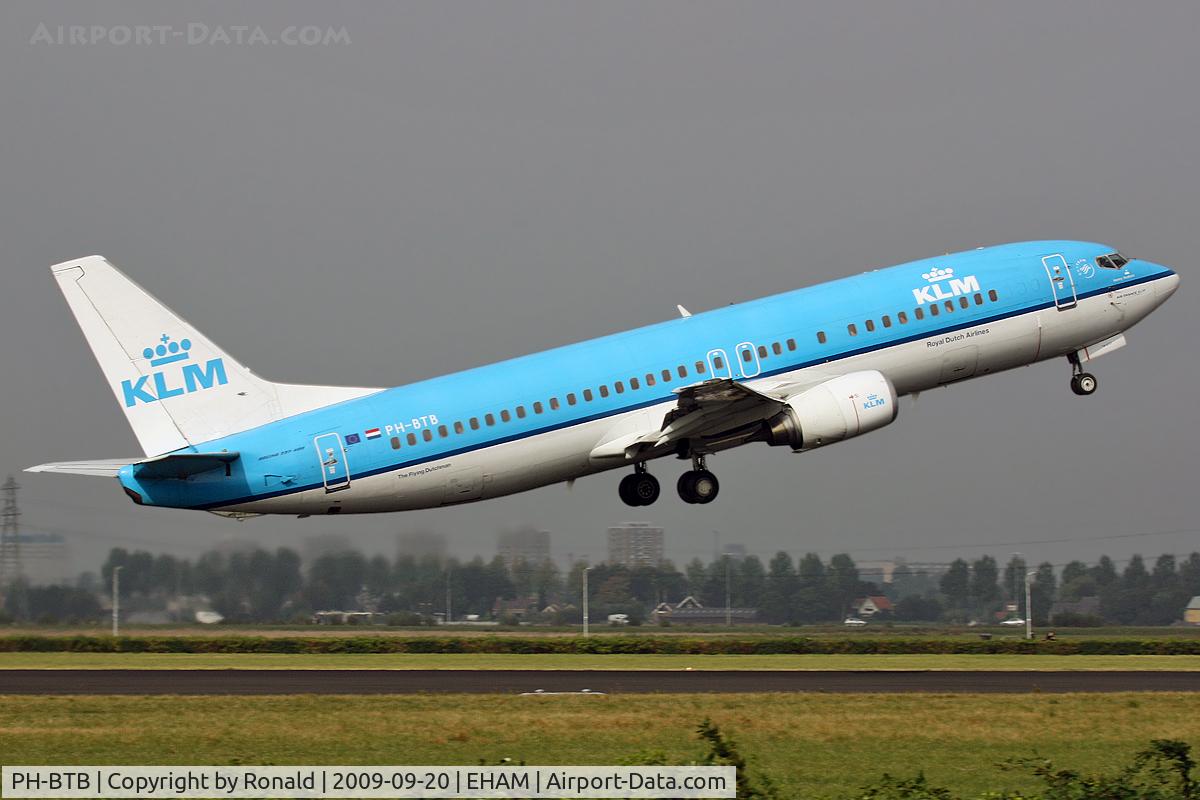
1097, 252, 1128, 270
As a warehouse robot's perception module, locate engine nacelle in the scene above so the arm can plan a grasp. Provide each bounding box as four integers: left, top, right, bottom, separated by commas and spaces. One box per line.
762, 370, 898, 450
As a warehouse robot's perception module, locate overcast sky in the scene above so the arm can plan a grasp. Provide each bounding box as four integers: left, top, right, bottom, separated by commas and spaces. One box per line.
1, 1, 1197, 576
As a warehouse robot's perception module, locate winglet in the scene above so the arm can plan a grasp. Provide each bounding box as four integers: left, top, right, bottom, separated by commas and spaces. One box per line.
676, 304, 692, 318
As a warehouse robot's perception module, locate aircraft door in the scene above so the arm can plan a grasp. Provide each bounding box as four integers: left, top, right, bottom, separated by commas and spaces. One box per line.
314, 433, 350, 492
1042, 254, 1078, 310
707, 349, 732, 379
735, 342, 761, 377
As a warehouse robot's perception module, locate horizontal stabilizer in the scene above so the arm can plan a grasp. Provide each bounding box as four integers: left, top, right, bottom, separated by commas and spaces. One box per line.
25, 459, 135, 477
132, 452, 240, 480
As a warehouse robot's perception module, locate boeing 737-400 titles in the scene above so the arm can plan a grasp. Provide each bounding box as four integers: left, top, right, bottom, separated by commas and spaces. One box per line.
29, 242, 1178, 514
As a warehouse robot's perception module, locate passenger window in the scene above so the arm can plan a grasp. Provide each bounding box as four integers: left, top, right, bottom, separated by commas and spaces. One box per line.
485, 413, 496, 426
567, 393, 577, 406
662, 369, 672, 382
630, 377, 640, 390
390, 436, 401, 450
695, 361, 706, 374
645, 374, 656, 387
882, 315, 892, 328
817, 331, 827, 344
407, 432, 417, 446
741, 349, 753, 362
914, 307, 924, 320
677, 365, 688, 378
988, 289, 998, 302
772, 342, 782, 355
713, 356, 725, 369
422, 428, 433, 442
974, 293, 983, 305
516, 406, 526, 419
470, 417, 480, 430
584, 388, 594, 401
614, 381, 624, 394
438, 425, 448, 438
944, 300, 954, 313
848, 323, 858, 336
757, 345, 768, 358
929, 304, 939, 317
959, 296, 969, 309
787, 338, 796, 351
898, 311, 908, 324
533, 401, 543, 414
454, 421, 465, 434
501, 409, 511, 422
549, 398, 560, 411
865, 319, 876, 332
599, 385, 609, 398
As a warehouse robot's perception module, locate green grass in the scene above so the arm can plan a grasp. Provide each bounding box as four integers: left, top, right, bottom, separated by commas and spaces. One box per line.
3, 693, 1200, 798
4, 652, 1200, 670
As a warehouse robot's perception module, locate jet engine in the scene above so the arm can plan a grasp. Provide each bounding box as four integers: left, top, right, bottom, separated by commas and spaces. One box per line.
762, 370, 898, 450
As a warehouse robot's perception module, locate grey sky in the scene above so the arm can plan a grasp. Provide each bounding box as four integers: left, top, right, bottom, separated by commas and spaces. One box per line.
1, 1, 1197, 576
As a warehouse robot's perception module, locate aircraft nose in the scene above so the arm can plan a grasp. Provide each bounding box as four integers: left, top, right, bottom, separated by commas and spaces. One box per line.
1157, 270, 1181, 301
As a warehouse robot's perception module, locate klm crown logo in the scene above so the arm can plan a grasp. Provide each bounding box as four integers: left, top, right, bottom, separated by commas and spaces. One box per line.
122, 334, 228, 407
912, 266, 981, 305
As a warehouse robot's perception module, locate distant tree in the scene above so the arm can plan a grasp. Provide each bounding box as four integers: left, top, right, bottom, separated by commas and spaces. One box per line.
939, 559, 970, 614
1090, 555, 1118, 587
825, 554, 861, 619
761, 552, 797, 624
969, 555, 1000, 611
1029, 562, 1056, 625
739, 556, 767, 608
1002, 555, 1027, 606
795, 553, 831, 622
894, 594, 944, 622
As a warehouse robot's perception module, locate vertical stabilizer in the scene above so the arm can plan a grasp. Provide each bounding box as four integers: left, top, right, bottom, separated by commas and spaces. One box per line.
50, 255, 380, 456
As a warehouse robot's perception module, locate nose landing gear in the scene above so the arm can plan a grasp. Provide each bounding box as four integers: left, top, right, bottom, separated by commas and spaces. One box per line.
1068, 354, 1097, 396
618, 463, 661, 507
677, 454, 720, 505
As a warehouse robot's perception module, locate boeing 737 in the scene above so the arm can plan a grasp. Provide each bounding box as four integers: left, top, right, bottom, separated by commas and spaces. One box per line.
28, 242, 1178, 515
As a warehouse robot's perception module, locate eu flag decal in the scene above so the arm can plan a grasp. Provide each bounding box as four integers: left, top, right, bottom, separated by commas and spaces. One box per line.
345, 433, 361, 445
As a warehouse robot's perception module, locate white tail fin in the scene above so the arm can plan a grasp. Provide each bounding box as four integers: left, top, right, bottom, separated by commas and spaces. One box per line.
51, 255, 382, 456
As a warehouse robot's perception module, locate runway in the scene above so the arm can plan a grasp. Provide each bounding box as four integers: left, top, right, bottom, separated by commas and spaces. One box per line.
1, 669, 1198, 694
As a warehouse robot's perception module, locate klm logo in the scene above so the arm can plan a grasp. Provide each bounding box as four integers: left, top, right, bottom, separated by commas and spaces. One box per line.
121, 334, 228, 407
912, 267, 981, 305
861, 393, 887, 410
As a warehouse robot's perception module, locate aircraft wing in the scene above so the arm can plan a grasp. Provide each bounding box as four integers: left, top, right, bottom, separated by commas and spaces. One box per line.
590, 374, 839, 464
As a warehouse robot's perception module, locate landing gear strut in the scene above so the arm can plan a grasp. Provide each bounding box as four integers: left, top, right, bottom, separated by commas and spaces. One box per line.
1068, 354, 1097, 396
618, 462, 660, 507
677, 454, 720, 505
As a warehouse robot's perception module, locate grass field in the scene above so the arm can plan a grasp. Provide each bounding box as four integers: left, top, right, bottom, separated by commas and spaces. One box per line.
3, 693, 1199, 798
4, 652, 1200, 670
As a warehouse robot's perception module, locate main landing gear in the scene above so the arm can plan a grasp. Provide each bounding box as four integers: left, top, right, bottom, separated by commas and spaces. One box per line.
1068, 353, 1098, 396
618, 463, 661, 507
617, 456, 721, 506
677, 454, 719, 505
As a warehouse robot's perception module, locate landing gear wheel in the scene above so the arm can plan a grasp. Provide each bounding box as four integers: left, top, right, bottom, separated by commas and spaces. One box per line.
677, 470, 720, 504
619, 472, 660, 506
1071, 373, 1097, 396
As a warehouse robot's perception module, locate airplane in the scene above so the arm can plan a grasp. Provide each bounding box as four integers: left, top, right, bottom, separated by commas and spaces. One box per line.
28, 241, 1178, 516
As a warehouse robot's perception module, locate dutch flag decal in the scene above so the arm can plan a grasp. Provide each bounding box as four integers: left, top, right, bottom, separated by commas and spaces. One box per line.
365, 428, 382, 440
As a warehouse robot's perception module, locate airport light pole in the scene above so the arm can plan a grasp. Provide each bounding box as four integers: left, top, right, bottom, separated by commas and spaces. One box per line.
582, 566, 592, 638
111, 565, 123, 637
1025, 570, 1036, 641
